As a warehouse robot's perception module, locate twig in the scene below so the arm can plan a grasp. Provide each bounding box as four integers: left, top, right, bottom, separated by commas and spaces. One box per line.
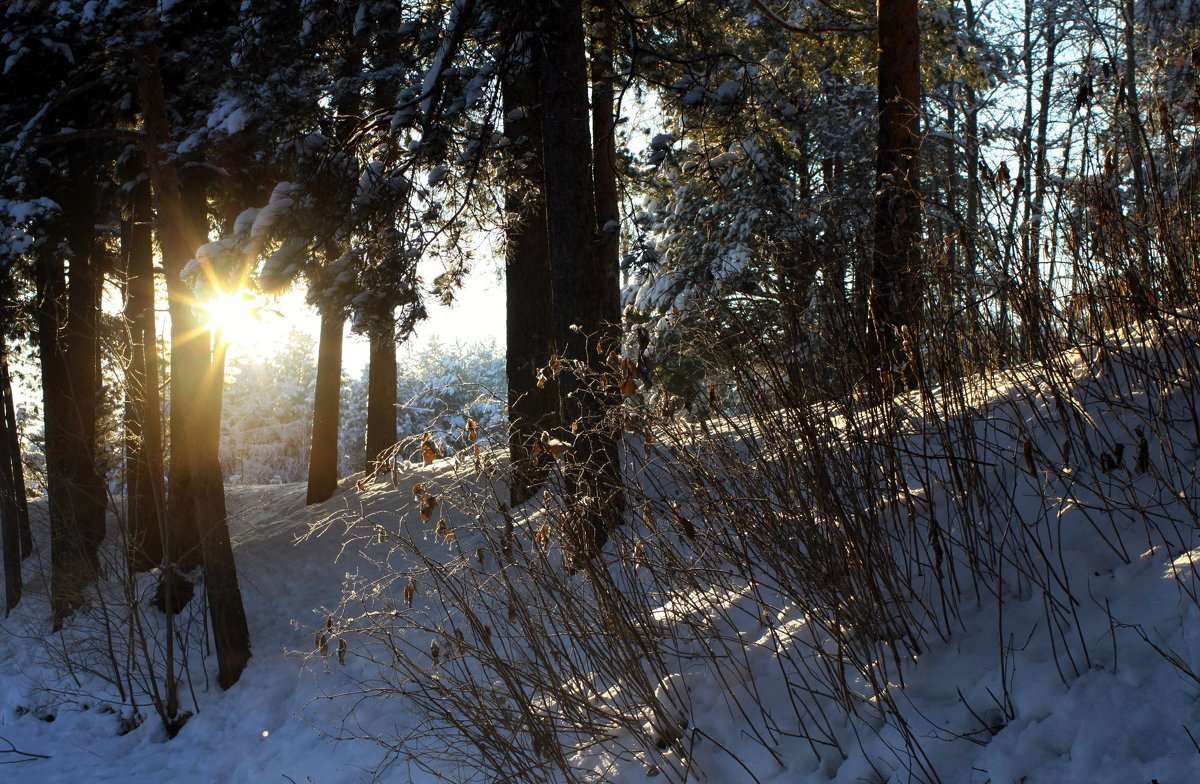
0, 735, 50, 762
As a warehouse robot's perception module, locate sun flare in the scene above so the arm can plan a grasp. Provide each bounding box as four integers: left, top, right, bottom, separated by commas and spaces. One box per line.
202, 291, 261, 338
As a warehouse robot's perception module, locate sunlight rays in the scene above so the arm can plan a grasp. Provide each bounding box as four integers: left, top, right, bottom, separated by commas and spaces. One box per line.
201, 290, 262, 338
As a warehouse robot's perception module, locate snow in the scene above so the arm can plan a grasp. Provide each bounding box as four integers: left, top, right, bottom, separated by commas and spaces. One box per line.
4, 320, 1200, 782
417, 0, 470, 125
714, 79, 742, 102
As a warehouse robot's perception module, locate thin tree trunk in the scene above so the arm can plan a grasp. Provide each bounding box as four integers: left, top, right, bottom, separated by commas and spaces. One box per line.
538, 0, 623, 560
588, 0, 628, 522
123, 156, 165, 571
590, 0, 621, 336
365, 314, 398, 473
503, 29, 559, 507
1, 334, 31, 562
962, 0, 982, 359
869, 0, 922, 392
1026, 10, 1058, 354
307, 302, 343, 504
1121, 0, 1152, 318
306, 33, 360, 503
66, 150, 107, 604
0, 333, 28, 614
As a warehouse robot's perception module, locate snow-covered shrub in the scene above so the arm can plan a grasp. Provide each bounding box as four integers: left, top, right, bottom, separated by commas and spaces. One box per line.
338, 339, 506, 473
221, 331, 505, 483
394, 339, 506, 458
221, 330, 317, 484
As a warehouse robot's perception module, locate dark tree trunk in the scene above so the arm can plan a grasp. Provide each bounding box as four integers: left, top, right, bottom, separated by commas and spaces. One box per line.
34, 150, 107, 627
123, 157, 165, 571
1, 335, 31, 562
138, 31, 250, 689
589, 0, 621, 336
961, 0, 982, 364
365, 313, 398, 473
588, 0, 626, 523
1, 333, 29, 614
160, 170, 212, 575
503, 29, 559, 507
193, 330, 250, 689
869, 0, 923, 392
63, 165, 107, 566
34, 256, 71, 620
538, 0, 623, 559
1120, 0, 1152, 319
36, 254, 100, 625
307, 301, 344, 504
306, 35, 360, 504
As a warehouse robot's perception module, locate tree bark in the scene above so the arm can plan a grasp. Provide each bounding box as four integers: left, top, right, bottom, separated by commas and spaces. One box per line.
1120, 0, 1152, 318
0, 333, 29, 615
503, 28, 559, 507
306, 34, 360, 504
1024, 8, 1058, 354
961, 0, 982, 356
137, 24, 250, 689
123, 155, 166, 571
869, 0, 922, 392
538, 0, 623, 559
365, 313, 398, 473
589, 0, 621, 336
33, 147, 107, 627
193, 328, 250, 689
307, 300, 343, 504
588, 0, 627, 525
34, 256, 71, 622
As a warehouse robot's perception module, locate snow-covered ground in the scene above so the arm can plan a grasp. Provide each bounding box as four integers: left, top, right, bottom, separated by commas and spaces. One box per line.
4, 321, 1200, 782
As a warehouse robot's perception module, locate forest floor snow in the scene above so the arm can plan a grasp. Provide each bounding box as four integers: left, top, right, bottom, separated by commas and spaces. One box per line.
4, 330, 1200, 782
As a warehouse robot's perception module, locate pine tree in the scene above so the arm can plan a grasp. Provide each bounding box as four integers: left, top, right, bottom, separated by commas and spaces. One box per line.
501, 8, 559, 506
537, 0, 624, 557
869, 0, 923, 391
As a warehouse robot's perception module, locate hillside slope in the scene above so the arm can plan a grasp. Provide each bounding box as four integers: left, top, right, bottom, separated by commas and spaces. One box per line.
2, 320, 1200, 782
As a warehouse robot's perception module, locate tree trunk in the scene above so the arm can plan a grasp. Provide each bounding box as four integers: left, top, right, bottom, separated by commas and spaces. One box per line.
1009, 0, 1035, 355
538, 0, 623, 560
194, 329, 250, 689
503, 29, 559, 507
1025, 9, 1058, 354
34, 148, 107, 628
138, 26, 250, 689
869, 0, 922, 392
63, 165, 107, 567
365, 313, 398, 473
34, 257, 70, 621
306, 34, 360, 504
0, 333, 29, 614
961, 0, 982, 360
307, 301, 343, 504
589, 0, 621, 336
1121, 0, 1152, 318
36, 255, 93, 625
123, 155, 166, 571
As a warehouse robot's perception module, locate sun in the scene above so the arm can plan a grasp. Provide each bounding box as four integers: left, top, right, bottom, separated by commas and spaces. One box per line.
202, 290, 262, 338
